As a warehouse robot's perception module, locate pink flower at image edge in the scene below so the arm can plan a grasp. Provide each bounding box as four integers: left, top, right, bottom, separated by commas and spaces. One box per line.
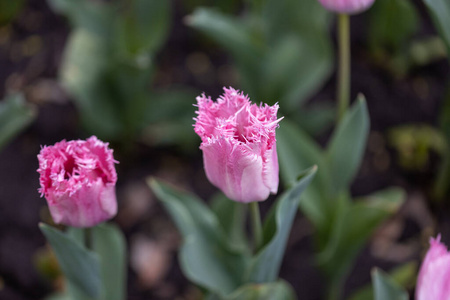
416, 235, 450, 300
37, 136, 118, 228
194, 87, 281, 203
318, 0, 375, 14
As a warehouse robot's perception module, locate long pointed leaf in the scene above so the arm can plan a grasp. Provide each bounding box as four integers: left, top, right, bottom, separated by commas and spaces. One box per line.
247, 166, 316, 282
92, 224, 126, 300
277, 119, 330, 228
372, 269, 409, 300
148, 179, 248, 296
39, 224, 101, 299
326, 95, 369, 194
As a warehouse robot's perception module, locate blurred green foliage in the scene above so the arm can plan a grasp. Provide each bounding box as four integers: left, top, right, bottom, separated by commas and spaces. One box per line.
48, 0, 197, 148
0, 0, 25, 25
420, 0, 450, 201
423, 0, 450, 56
349, 262, 417, 300
149, 167, 316, 299
188, 0, 334, 135
369, 0, 446, 76
0, 93, 36, 152
372, 269, 409, 300
277, 97, 405, 299
388, 124, 446, 171
182, 0, 241, 14
41, 223, 126, 300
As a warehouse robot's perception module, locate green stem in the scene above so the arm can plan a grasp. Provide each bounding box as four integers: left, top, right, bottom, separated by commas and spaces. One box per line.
84, 227, 92, 250
249, 201, 263, 252
337, 13, 351, 123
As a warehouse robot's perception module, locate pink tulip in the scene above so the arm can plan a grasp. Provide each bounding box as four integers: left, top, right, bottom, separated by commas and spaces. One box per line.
194, 87, 281, 203
37, 136, 118, 228
318, 0, 375, 14
416, 235, 450, 300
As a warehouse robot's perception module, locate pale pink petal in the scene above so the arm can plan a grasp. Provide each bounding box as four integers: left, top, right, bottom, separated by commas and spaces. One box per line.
318, 0, 375, 14
416, 235, 450, 300
194, 87, 281, 203
202, 138, 270, 203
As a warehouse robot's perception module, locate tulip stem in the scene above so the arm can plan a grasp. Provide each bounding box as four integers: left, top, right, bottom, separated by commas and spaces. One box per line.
84, 227, 92, 250
249, 202, 263, 251
337, 13, 350, 123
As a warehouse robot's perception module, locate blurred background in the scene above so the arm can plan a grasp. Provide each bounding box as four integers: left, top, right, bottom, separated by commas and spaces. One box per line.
0, 0, 449, 299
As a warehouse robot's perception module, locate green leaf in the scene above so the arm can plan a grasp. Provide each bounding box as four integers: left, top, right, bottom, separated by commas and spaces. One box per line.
326, 95, 369, 194
0, 93, 36, 151
369, 0, 419, 53
148, 179, 248, 296
277, 119, 331, 230
211, 193, 250, 253
261, 33, 333, 109
349, 262, 417, 300
225, 280, 297, 300
39, 224, 101, 299
0, 0, 25, 25
317, 188, 405, 287
423, 0, 450, 56
60, 28, 121, 139
187, 8, 263, 98
246, 167, 316, 283
372, 269, 409, 300
92, 224, 126, 300
187, 8, 262, 66
116, 0, 170, 57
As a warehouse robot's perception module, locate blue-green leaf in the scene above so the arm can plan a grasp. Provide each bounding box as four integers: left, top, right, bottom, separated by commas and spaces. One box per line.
92, 224, 126, 300
39, 224, 101, 299
326, 95, 369, 194
277, 119, 330, 229
246, 166, 316, 282
0, 93, 36, 151
372, 269, 409, 300
211, 193, 250, 254
115, 0, 170, 61
423, 0, 450, 56
317, 188, 405, 284
225, 280, 297, 300
349, 262, 417, 300
148, 179, 248, 296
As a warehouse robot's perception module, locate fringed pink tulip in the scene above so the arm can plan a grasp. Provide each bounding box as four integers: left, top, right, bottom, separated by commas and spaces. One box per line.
194, 87, 281, 203
37, 136, 118, 228
416, 235, 450, 300
318, 0, 375, 14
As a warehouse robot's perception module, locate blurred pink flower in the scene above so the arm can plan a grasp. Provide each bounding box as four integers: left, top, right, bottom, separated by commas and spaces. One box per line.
416, 235, 450, 300
37, 136, 118, 227
318, 0, 375, 14
194, 87, 281, 203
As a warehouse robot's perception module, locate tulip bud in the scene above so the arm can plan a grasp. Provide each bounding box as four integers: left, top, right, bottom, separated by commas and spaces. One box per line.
37, 136, 118, 228
318, 0, 375, 14
416, 235, 450, 300
194, 87, 281, 203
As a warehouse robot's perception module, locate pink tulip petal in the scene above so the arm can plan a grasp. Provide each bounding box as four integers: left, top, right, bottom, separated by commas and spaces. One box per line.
318, 0, 375, 14
194, 87, 280, 203
37, 136, 118, 227
416, 235, 450, 300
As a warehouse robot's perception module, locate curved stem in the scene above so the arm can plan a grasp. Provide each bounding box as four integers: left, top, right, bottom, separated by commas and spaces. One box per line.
249, 201, 263, 252
337, 13, 351, 123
